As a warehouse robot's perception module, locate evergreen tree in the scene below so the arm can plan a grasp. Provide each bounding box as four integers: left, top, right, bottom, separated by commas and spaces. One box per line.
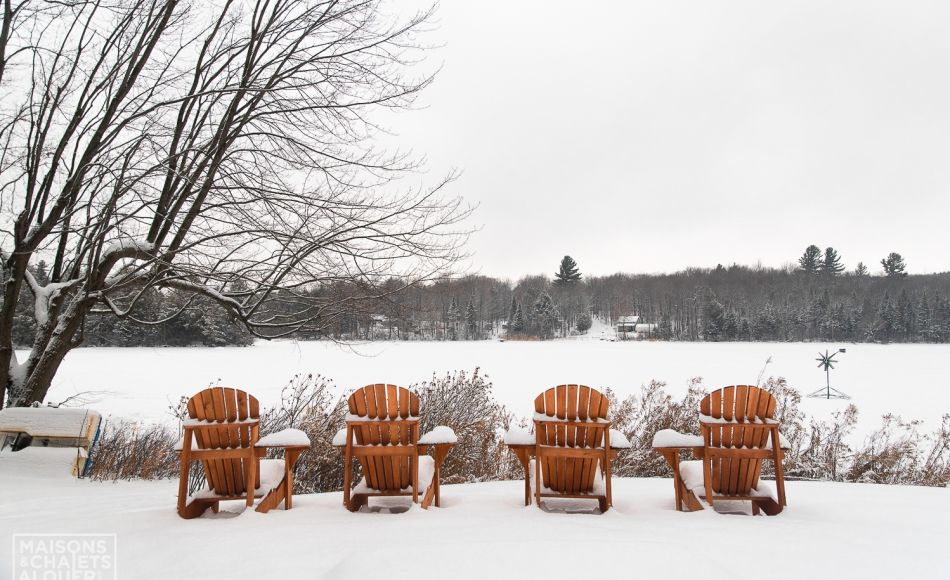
532, 291, 559, 338
871, 291, 896, 342
821, 247, 845, 276
447, 297, 460, 340
854, 262, 869, 277
702, 298, 725, 340
465, 296, 478, 339
576, 311, 592, 333
798, 245, 822, 274
511, 304, 525, 333
881, 252, 908, 278
507, 295, 517, 327
915, 295, 932, 342
554, 255, 581, 284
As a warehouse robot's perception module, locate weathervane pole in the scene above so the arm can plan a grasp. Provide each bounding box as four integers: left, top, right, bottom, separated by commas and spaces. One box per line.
808, 348, 850, 400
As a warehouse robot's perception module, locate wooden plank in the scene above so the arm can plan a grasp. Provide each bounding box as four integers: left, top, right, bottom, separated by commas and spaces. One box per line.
374, 384, 388, 421
198, 390, 225, 494
597, 392, 609, 420
410, 392, 420, 417
210, 388, 236, 496
566, 385, 578, 448
365, 385, 378, 419
734, 386, 748, 423
398, 386, 410, 419
544, 388, 556, 417
722, 386, 735, 422
555, 385, 567, 419
386, 384, 398, 419
575, 385, 591, 492
710, 389, 722, 419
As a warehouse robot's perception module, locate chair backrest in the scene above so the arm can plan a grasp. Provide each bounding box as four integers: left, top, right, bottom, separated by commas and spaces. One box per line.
346, 384, 420, 492
533, 385, 609, 494
699, 385, 778, 496
347, 384, 420, 446
185, 387, 260, 496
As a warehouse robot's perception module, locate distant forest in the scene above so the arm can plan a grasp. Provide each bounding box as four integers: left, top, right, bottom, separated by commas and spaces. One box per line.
7, 248, 950, 347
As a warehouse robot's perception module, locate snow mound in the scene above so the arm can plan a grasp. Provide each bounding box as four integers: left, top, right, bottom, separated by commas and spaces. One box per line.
256, 428, 311, 447
419, 426, 457, 445
609, 429, 631, 449
0, 406, 98, 438
652, 429, 704, 448
504, 425, 534, 445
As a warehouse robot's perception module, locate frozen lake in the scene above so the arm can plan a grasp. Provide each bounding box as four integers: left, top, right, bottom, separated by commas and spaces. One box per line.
27, 339, 950, 440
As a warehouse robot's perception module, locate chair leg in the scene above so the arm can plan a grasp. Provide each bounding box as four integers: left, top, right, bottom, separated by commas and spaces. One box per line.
245, 453, 257, 508
177, 457, 190, 516
534, 453, 542, 508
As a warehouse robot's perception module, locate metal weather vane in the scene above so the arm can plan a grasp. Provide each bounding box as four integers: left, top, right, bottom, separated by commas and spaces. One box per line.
807, 348, 851, 399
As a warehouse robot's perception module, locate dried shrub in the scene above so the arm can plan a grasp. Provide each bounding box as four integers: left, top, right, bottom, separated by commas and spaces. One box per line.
414, 368, 521, 483
259, 373, 347, 494
87, 422, 179, 482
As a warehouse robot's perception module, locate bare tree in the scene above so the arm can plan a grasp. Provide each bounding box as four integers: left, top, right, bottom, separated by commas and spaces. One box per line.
0, 0, 469, 407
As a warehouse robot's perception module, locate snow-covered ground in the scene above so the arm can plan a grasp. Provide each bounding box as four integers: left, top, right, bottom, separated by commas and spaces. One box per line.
31, 339, 950, 440
0, 447, 947, 579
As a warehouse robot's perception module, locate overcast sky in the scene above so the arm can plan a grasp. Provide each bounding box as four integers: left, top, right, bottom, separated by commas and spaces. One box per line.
386, 0, 950, 279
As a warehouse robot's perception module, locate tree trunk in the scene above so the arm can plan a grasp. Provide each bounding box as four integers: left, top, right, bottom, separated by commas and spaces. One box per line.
6, 292, 89, 407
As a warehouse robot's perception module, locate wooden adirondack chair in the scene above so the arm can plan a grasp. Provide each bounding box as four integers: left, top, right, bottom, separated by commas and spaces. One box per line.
532, 384, 614, 512
338, 384, 455, 512
681, 385, 787, 515
176, 387, 309, 519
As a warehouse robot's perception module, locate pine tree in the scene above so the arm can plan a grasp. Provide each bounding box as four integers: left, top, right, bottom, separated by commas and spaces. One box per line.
854, 262, 869, 277
532, 291, 558, 338
576, 311, 592, 333
465, 296, 478, 339
915, 295, 932, 342
507, 295, 517, 327
511, 304, 525, 333
881, 252, 907, 278
702, 298, 725, 340
872, 291, 896, 342
798, 245, 822, 274
554, 255, 581, 284
821, 247, 845, 276
447, 297, 460, 340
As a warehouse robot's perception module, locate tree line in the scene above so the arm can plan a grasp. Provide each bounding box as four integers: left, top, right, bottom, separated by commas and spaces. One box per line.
7, 250, 950, 347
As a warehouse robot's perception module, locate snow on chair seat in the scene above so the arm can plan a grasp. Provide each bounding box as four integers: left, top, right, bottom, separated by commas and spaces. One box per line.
175, 387, 310, 519
678, 460, 778, 501
336, 384, 455, 511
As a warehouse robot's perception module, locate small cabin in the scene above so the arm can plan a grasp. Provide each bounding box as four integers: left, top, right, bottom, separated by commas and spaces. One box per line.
0, 407, 102, 477
615, 315, 639, 334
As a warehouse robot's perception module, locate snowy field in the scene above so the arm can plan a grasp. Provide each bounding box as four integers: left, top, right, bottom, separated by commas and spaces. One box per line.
0, 448, 947, 579
31, 339, 950, 440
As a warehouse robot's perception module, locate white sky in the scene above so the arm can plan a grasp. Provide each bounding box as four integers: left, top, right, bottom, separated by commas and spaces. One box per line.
385, 0, 950, 279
